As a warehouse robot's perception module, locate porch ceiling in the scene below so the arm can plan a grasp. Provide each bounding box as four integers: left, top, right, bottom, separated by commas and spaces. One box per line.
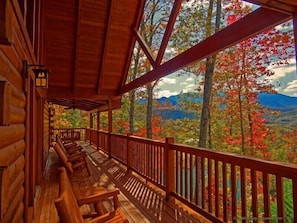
44, 0, 144, 111
43, 0, 296, 112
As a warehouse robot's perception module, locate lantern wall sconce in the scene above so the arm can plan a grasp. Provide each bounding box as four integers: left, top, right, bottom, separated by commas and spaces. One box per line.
25, 61, 50, 88
33, 68, 49, 88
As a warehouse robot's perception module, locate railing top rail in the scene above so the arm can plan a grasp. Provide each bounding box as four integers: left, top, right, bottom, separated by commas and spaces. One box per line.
128, 135, 165, 144
171, 142, 297, 178
53, 127, 86, 130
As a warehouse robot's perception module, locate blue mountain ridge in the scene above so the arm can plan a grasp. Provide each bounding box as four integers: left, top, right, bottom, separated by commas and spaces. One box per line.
151, 93, 297, 120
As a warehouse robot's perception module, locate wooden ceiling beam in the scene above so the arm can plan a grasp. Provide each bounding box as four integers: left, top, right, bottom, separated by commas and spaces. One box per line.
90, 99, 122, 112
49, 98, 107, 111
96, 0, 113, 94
244, 0, 297, 14
72, 0, 81, 93
134, 28, 157, 68
155, 0, 182, 65
47, 87, 115, 100
119, 7, 291, 94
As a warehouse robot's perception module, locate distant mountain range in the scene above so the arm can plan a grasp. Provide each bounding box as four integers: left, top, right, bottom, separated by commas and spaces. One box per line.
258, 93, 297, 111
153, 93, 297, 125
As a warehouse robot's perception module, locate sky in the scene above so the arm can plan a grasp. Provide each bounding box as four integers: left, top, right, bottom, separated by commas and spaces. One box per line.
156, 58, 297, 99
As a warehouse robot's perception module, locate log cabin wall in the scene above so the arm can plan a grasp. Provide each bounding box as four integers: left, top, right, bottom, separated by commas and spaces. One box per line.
0, 0, 45, 223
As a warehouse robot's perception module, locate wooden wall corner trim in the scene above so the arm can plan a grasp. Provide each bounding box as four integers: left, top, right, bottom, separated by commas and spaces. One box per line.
0, 80, 11, 126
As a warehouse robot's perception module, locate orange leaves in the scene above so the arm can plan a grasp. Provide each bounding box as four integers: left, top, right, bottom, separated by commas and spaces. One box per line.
227, 14, 236, 25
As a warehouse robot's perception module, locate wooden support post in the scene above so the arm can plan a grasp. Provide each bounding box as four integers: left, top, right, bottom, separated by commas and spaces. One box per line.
107, 99, 113, 158
89, 113, 93, 129
36, 96, 43, 185
165, 137, 175, 202
126, 133, 133, 173
97, 112, 100, 151
89, 113, 93, 145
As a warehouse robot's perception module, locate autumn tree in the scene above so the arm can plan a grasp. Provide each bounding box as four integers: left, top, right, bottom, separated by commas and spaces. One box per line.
51, 105, 88, 128
213, 2, 294, 156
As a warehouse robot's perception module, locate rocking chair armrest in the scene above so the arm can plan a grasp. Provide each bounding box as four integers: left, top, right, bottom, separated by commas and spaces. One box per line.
67, 146, 82, 155
68, 151, 86, 162
65, 144, 80, 150
77, 189, 120, 207
64, 141, 77, 147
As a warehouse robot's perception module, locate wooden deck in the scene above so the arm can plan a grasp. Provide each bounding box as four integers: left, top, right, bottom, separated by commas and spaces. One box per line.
33, 143, 210, 223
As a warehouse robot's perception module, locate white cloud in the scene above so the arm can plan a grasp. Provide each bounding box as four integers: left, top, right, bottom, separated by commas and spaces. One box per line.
283, 80, 297, 95
180, 77, 195, 86
158, 77, 176, 86
186, 77, 194, 82
269, 60, 296, 81
156, 72, 198, 98
265, 57, 297, 96
184, 83, 195, 91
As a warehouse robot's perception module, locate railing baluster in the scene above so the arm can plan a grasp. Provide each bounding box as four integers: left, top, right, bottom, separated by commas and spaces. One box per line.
176, 150, 179, 194
201, 157, 205, 209
195, 156, 198, 205
223, 162, 227, 222
215, 160, 219, 217
240, 166, 247, 223
208, 158, 212, 213
251, 170, 258, 222
180, 151, 183, 197
190, 154, 193, 203
262, 173, 270, 223
231, 164, 236, 223
185, 152, 188, 200
276, 175, 284, 222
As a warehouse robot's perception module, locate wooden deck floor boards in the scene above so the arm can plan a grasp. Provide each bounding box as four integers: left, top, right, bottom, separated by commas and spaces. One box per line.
33, 149, 60, 223
81, 142, 211, 223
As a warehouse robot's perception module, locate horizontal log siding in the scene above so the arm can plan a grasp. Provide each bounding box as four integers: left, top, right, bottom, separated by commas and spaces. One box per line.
0, 0, 35, 222
0, 85, 25, 223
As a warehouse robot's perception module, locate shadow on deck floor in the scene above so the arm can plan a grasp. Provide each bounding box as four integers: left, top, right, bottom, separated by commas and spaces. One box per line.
81, 142, 210, 223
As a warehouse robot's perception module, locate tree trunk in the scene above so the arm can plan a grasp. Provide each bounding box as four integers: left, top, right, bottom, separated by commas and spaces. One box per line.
129, 89, 136, 133
146, 85, 153, 139
238, 85, 246, 154
199, 56, 215, 148
198, 0, 221, 148
128, 41, 141, 133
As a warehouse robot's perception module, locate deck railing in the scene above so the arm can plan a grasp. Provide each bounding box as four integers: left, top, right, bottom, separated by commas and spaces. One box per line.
84, 128, 297, 223
52, 128, 86, 143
